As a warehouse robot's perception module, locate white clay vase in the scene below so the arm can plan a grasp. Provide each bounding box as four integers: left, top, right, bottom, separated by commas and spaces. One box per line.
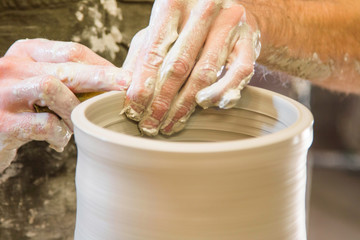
71, 86, 313, 240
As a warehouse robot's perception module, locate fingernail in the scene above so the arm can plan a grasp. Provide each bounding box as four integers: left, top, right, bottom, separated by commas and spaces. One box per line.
160, 108, 194, 135
124, 106, 142, 121
123, 98, 145, 121
49, 121, 72, 152
160, 120, 175, 135
196, 88, 215, 109
161, 120, 185, 136
218, 89, 241, 109
139, 117, 160, 136
218, 73, 252, 109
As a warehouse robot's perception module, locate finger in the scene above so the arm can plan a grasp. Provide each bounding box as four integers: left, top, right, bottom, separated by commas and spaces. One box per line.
196, 27, 258, 109
5, 38, 114, 66
122, 28, 147, 72
2, 60, 131, 92
138, 1, 222, 136
46, 63, 131, 92
9, 75, 80, 129
160, 4, 245, 135
112, 28, 147, 95
3, 112, 72, 152
123, 0, 184, 121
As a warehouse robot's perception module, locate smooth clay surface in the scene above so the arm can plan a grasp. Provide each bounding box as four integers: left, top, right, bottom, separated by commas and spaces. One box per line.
71, 86, 314, 240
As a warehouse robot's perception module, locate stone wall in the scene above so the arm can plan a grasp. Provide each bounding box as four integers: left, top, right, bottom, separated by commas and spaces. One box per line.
0, 0, 153, 64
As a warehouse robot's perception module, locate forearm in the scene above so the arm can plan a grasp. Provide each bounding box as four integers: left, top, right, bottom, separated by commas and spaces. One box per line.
242, 0, 360, 93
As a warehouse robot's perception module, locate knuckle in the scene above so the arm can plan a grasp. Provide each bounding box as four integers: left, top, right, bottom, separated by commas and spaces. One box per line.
172, 58, 190, 76
8, 39, 29, 50
170, 0, 184, 9
239, 64, 254, 77
0, 58, 15, 74
67, 42, 87, 61
151, 97, 171, 119
154, 97, 170, 111
0, 56, 23, 79
133, 28, 147, 41
143, 48, 164, 69
232, 3, 246, 17
39, 76, 62, 95
5, 39, 33, 57
8, 39, 24, 50
166, 57, 190, 78
203, 0, 219, 13
195, 64, 218, 86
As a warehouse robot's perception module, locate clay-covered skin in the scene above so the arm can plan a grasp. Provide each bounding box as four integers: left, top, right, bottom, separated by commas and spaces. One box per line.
0, 38, 131, 172
241, 0, 360, 93
123, 0, 360, 137
123, 0, 260, 136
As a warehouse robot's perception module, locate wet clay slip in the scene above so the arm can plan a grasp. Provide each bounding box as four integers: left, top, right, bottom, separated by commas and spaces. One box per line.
71, 86, 313, 240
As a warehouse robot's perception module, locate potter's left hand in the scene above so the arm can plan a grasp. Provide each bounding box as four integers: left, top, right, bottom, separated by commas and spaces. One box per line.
0, 38, 131, 172
123, 0, 261, 136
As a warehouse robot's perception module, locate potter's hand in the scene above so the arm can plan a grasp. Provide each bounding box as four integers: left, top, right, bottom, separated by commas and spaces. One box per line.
0, 38, 130, 172
123, 0, 260, 136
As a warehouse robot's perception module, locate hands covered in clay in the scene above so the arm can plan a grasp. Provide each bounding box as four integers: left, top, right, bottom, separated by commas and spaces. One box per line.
123, 0, 261, 136
0, 1, 261, 171
0, 38, 131, 172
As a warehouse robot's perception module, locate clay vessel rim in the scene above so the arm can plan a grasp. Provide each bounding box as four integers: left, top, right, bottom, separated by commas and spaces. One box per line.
71, 86, 313, 153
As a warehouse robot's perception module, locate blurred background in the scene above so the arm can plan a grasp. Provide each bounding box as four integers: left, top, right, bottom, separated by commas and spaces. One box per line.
0, 0, 359, 239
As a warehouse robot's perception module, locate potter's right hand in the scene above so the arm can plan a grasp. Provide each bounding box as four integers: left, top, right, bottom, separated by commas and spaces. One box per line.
0, 38, 131, 172
122, 0, 260, 136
